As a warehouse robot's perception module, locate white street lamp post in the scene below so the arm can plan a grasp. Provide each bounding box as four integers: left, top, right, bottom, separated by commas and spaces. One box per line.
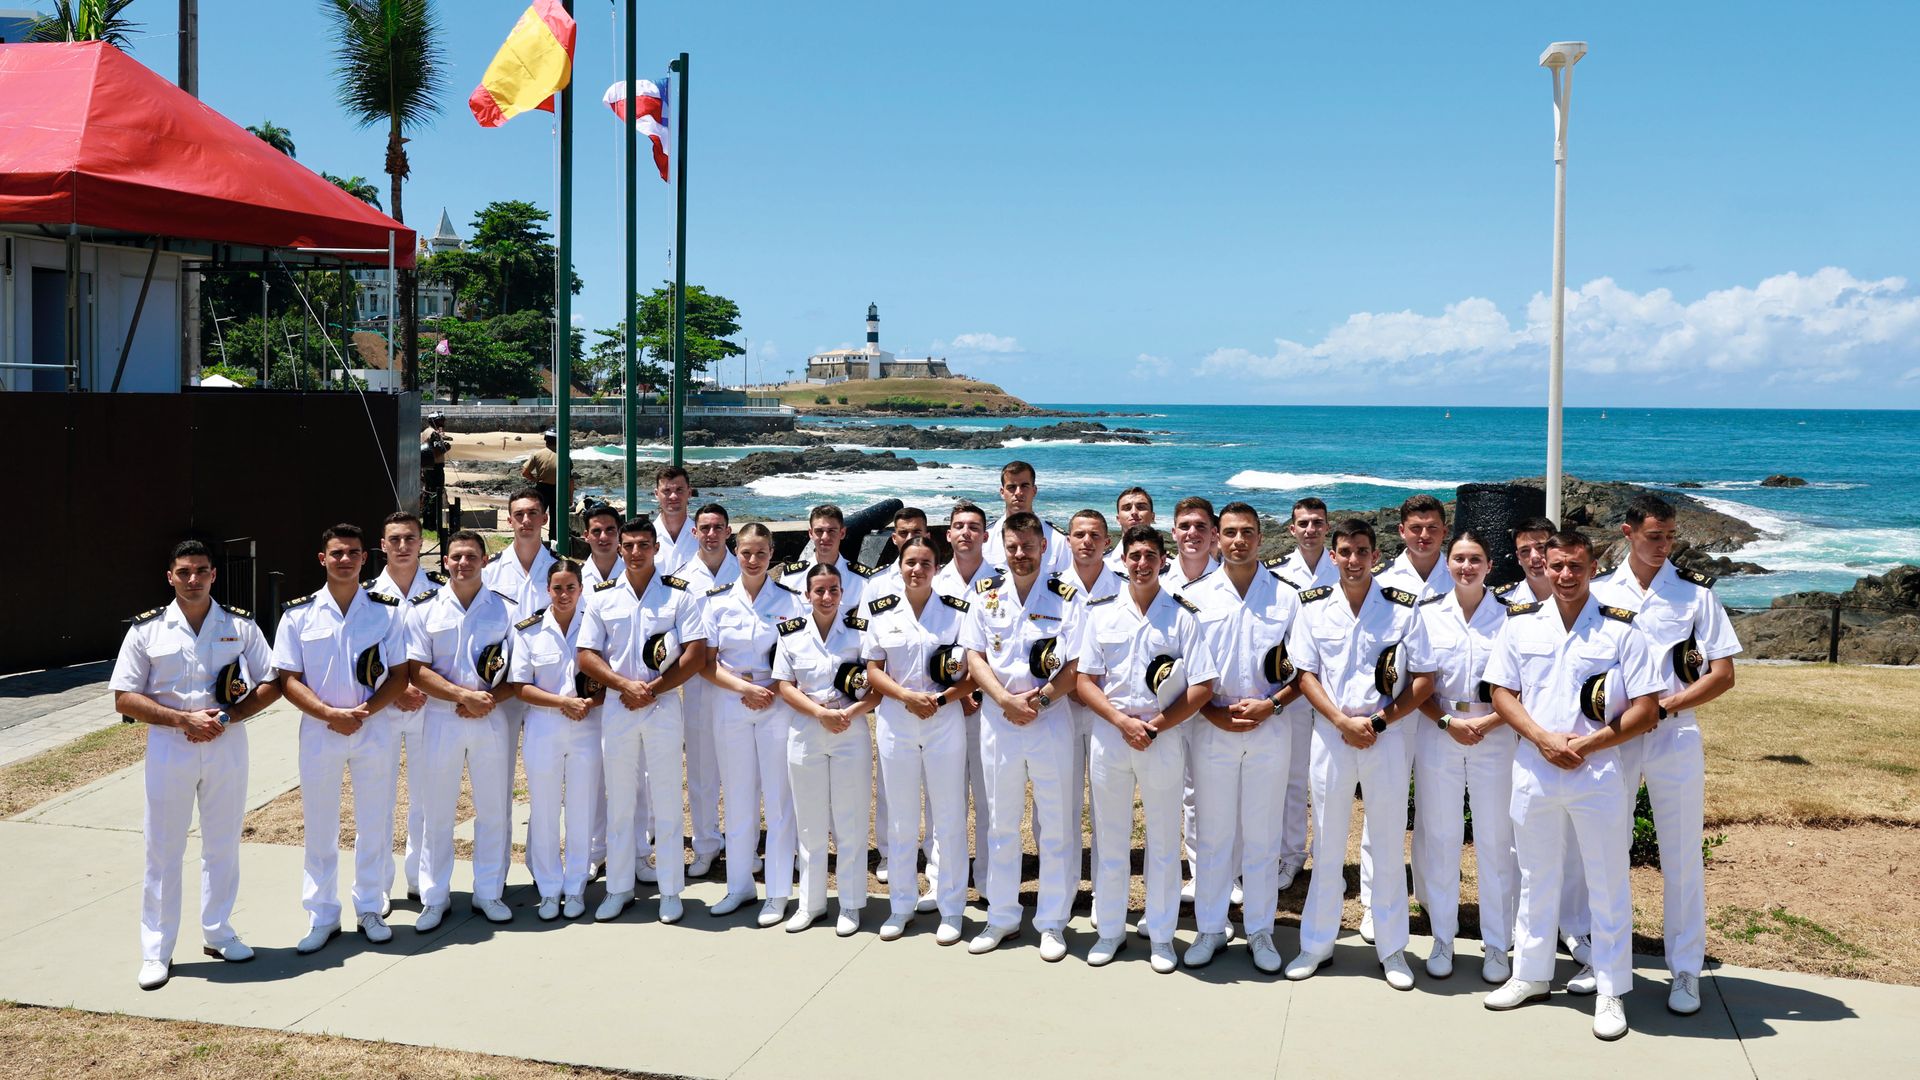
1540, 40, 1585, 527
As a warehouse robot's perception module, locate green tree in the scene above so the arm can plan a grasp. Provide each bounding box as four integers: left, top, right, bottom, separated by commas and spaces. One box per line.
247, 120, 297, 157
321, 0, 446, 391
583, 326, 627, 393
29, 0, 139, 48
322, 172, 383, 209
424, 318, 543, 403
632, 282, 744, 386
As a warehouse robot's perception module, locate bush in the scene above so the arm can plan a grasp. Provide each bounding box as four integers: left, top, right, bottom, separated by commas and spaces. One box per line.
836, 395, 849, 405
200, 362, 258, 387
972, 403, 988, 412
1628, 782, 1728, 867
813, 394, 830, 405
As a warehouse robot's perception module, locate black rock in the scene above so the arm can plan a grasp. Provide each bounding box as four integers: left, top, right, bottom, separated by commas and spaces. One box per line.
1760, 474, 1809, 487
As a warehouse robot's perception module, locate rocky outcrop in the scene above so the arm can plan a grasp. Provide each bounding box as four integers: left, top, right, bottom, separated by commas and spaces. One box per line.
803, 420, 1156, 450
453, 446, 943, 497
1731, 566, 1920, 665
1760, 474, 1808, 487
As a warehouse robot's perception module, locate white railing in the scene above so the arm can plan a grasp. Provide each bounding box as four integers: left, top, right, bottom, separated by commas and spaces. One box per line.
434, 403, 796, 418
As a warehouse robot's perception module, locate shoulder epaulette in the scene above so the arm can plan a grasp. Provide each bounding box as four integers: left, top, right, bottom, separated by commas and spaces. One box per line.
219, 601, 252, 618
661, 575, 689, 591
1370, 559, 1390, 576
1506, 601, 1543, 617
489, 589, 516, 604
359, 577, 379, 590
843, 613, 869, 631
777, 616, 808, 636
1267, 569, 1294, 587
1418, 594, 1444, 606
425, 570, 448, 585
976, 573, 1005, 594
1676, 566, 1717, 589
1298, 586, 1334, 604
1087, 593, 1119, 607
1046, 576, 1077, 601
1173, 593, 1201, 614
1262, 555, 1286, 569
705, 583, 732, 597
485, 551, 502, 564
1381, 587, 1418, 607
593, 579, 622, 591
514, 609, 547, 630
1491, 580, 1522, 597
365, 592, 399, 607
940, 594, 971, 612
410, 590, 438, 605
772, 580, 799, 594
129, 606, 164, 625
868, 594, 901, 615
848, 561, 878, 578
1600, 605, 1637, 623
282, 593, 316, 611
778, 560, 808, 576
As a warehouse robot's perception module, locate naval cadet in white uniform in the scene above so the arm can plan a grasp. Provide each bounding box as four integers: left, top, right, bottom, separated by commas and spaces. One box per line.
112, 540, 279, 991
1164, 496, 1221, 900
862, 506, 930, 602
982, 461, 1073, 580
674, 502, 742, 880
1265, 496, 1338, 892
648, 465, 703, 577
480, 489, 557, 876
1105, 486, 1157, 574
930, 501, 998, 902
365, 511, 441, 906
1061, 510, 1127, 902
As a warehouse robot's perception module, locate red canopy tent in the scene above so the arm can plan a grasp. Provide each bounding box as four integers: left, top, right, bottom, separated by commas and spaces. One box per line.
0, 41, 415, 267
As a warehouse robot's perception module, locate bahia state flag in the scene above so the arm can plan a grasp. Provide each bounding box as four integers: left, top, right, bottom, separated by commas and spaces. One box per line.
603, 77, 672, 182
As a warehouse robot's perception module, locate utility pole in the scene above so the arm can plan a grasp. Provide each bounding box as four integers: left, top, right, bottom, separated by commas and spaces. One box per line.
178, 0, 202, 384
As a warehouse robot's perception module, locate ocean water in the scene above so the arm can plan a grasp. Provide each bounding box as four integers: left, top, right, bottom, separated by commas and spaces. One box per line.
574, 405, 1920, 609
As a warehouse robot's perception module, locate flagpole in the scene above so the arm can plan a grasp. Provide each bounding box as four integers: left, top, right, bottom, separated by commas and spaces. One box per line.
554, 0, 575, 555
669, 51, 690, 468
622, 0, 639, 515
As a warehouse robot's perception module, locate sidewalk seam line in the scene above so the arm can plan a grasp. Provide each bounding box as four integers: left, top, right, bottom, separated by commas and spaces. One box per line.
725, 931, 877, 1078
1710, 969, 1761, 1079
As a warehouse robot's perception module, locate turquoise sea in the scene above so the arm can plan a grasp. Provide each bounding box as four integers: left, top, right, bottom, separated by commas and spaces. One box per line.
577, 405, 1920, 610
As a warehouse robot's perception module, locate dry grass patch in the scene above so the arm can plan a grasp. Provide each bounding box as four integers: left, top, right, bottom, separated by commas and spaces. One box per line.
0, 724, 146, 819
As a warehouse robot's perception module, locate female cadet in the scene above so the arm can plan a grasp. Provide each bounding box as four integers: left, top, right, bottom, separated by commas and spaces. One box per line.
699, 522, 804, 927
775, 563, 880, 935
1412, 530, 1520, 983
861, 536, 977, 946
507, 560, 602, 921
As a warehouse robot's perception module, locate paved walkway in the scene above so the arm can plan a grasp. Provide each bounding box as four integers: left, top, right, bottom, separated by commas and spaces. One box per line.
0, 661, 119, 767
2, 706, 1913, 1079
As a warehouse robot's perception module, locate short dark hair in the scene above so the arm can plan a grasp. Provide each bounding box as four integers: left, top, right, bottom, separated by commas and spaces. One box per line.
446, 529, 487, 556
808, 504, 845, 527
507, 487, 545, 510
169, 539, 212, 565
695, 502, 729, 524
1624, 494, 1677, 527
1068, 508, 1109, 533
1000, 460, 1036, 485
1173, 496, 1216, 524
320, 523, 364, 550
547, 558, 583, 582
1001, 510, 1044, 541
583, 502, 623, 529
620, 517, 658, 540
381, 511, 422, 533
1218, 501, 1260, 529
1331, 518, 1376, 548
1511, 515, 1558, 539
1291, 497, 1328, 521
1399, 494, 1446, 521
1546, 530, 1593, 556
1447, 529, 1495, 557
898, 535, 940, 562
949, 501, 988, 526
654, 465, 691, 487
1116, 486, 1153, 511
805, 562, 843, 587
1121, 523, 1166, 555
893, 506, 928, 528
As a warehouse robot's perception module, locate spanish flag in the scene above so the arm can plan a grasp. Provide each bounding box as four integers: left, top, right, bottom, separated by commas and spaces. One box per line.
468, 0, 577, 128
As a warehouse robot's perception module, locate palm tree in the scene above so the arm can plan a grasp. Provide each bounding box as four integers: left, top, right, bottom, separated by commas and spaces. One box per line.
29, 0, 140, 48
320, 0, 445, 390
321, 173, 383, 210
246, 121, 297, 158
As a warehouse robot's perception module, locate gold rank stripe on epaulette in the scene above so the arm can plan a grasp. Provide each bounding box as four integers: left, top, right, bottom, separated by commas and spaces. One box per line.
849, 561, 878, 578
360, 578, 379, 591
1298, 585, 1334, 603
843, 613, 869, 631
129, 606, 164, 625
976, 574, 1005, 594
365, 591, 400, 607
705, 583, 732, 597
1491, 580, 1522, 597
1418, 594, 1444, 606
282, 592, 317, 611
661, 575, 689, 590
939, 594, 971, 612
425, 570, 448, 585
1087, 593, 1119, 606
1506, 600, 1543, 616
777, 616, 809, 636
780, 560, 808, 575
1046, 576, 1077, 601
1370, 559, 1390, 576
1676, 566, 1718, 589
219, 601, 252, 618
1261, 556, 1285, 568
868, 594, 901, 615
410, 590, 438, 605
1173, 593, 1201, 613
1381, 587, 1418, 607
593, 579, 622, 591
1600, 605, 1637, 623
514, 609, 547, 631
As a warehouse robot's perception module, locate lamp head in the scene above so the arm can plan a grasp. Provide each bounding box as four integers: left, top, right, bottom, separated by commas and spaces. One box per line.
1539, 41, 1588, 69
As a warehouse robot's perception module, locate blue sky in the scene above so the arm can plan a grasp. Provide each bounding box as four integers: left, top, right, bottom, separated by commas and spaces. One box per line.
90, 1, 1920, 407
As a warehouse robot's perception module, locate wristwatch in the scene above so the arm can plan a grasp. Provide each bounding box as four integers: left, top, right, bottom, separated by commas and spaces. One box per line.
1436, 713, 1452, 731
1269, 693, 1286, 713
1369, 711, 1388, 733
1035, 691, 1053, 710
934, 690, 950, 707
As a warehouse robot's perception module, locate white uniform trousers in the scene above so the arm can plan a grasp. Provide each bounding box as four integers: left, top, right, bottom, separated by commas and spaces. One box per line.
1090, 717, 1185, 942
875, 700, 967, 916
1068, 701, 1098, 890
1279, 705, 1313, 866
1300, 714, 1412, 959
682, 680, 724, 860
714, 696, 796, 899
141, 723, 248, 962
1617, 715, 1707, 974
298, 715, 396, 926
1192, 716, 1291, 935
1358, 714, 1423, 913
492, 699, 525, 873
787, 713, 872, 913
600, 694, 685, 897
419, 705, 511, 907
1511, 750, 1635, 997
927, 706, 989, 900
381, 705, 427, 897
1412, 715, 1519, 952
1559, 821, 1591, 939
980, 700, 1076, 932
524, 706, 603, 897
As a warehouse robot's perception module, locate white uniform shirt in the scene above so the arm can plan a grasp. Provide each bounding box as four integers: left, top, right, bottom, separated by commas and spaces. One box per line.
1483, 596, 1665, 780
1419, 589, 1508, 712
1490, 578, 1546, 608
861, 591, 973, 695
933, 557, 998, 597
1376, 550, 1454, 601
959, 572, 1086, 698
579, 554, 625, 593
367, 566, 445, 605
110, 600, 275, 713
1163, 555, 1222, 595
578, 573, 708, 682
774, 614, 867, 708
678, 551, 742, 595
1268, 548, 1340, 592
482, 544, 558, 618
650, 514, 702, 578
983, 517, 1073, 581
1064, 565, 1127, 606
271, 586, 408, 708
1592, 561, 1743, 701
1285, 582, 1436, 716
864, 562, 906, 606
779, 554, 872, 619
701, 577, 805, 683
1187, 568, 1302, 704
506, 606, 586, 698
1078, 586, 1219, 717
406, 586, 519, 692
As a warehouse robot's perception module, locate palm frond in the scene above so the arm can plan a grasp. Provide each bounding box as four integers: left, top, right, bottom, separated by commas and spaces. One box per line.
320, 0, 447, 131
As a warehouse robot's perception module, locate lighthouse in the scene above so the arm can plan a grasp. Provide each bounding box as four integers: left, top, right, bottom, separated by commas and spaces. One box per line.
865, 302, 882, 377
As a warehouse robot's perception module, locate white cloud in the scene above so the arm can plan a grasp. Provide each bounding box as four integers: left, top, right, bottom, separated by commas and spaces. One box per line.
1201, 268, 1920, 391
1131, 353, 1171, 378
941, 332, 1022, 355
1902, 366, 1920, 383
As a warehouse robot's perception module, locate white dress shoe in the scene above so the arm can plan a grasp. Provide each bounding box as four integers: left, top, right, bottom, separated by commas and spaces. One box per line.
1669, 971, 1702, 1015
1149, 941, 1178, 974
472, 897, 512, 924
752, 855, 764, 873
879, 913, 910, 941
1485, 977, 1552, 1010
1276, 856, 1303, 892
709, 891, 755, 917
635, 858, 659, 883
536, 895, 561, 921
1426, 939, 1454, 979
935, 916, 965, 946
915, 892, 939, 914
1382, 949, 1416, 990
1039, 928, 1069, 963
379, 895, 392, 919
358, 912, 393, 943
658, 896, 684, 924
758, 898, 790, 928
1482, 950, 1512, 985
1088, 934, 1125, 967
596, 891, 634, 921
137, 959, 170, 990
1567, 963, 1598, 995
834, 905, 862, 937
1285, 949, 1331, 981
1562, 932, 1592, 966
1229, 880, 1245, 907
1359, 909, 1376, 944
688, 850, 717, 878
1249, 930, 1283, 973
785, 906, 826, 933
1594, 994, 1629, 1040
1135, 919, 1150, 938
562, 893, 586, 919
296, 924, 340, 955
415, 903, 448, 933
967, 923, 1019, 954
875, 859, 890, 884
1179, 879, 1197, 905
1185, 931, 1227, 968
201, 936, 253, 962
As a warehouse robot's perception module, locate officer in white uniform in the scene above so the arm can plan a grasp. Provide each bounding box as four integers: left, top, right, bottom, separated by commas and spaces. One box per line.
112, 540, 279, 991
1079, 524, 1220, 974
1482, 530, 1664, 1042
960, 511, 1084, 960
862, 506, 930, 603
930, 501, 998, 900
1265, 496, 1338, 891
1061, 510, 1127, 904
1104, 486, 1157, 574
575, 502, 625, 873
407, 530, 520, 931
365, 511, 442, 905
649, 465, 703, 577
1164, 497, 1221, 898
274, 524, 413, 953
1185, 503, 1302, 972
673, 503, 741, 879
1283, 518, 1435, 990
577, 517, 710, 924
1593, 494, 1742, 1016
982, 461, 1072, 579
481, 490, 557, 876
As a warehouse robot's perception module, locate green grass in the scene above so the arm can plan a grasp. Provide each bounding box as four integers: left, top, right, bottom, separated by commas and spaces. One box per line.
1711, 905, 1872, 958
